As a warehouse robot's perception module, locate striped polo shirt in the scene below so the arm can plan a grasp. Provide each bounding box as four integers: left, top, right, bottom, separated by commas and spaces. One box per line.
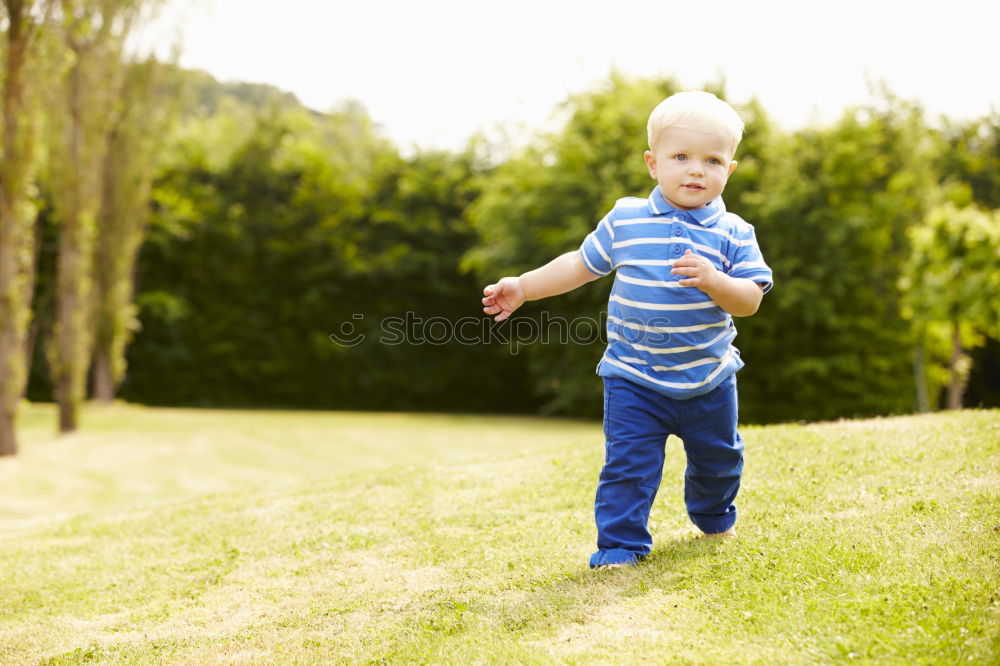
579, 186, 773, 400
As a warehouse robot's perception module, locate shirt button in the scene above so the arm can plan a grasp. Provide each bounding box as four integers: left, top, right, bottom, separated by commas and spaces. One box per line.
673, 246, 682, 255
674, 227, 683, 236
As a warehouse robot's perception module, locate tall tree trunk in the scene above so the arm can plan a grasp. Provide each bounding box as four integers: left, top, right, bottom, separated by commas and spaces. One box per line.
91, 345, 114, 403
0, 0, 43, 456
0, 412, 17, 457
23, 213, 48, 400
48, 0, 146, 431
913, 341, 929, 413
51, 58, 95, 433
947, 321, 965, 410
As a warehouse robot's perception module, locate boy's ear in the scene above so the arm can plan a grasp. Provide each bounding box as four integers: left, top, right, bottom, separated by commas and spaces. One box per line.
644, 150, 657, 178
727, 160, 738, 176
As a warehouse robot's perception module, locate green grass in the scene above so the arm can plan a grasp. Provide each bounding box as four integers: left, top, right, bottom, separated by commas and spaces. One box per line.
1, 403, 998, 664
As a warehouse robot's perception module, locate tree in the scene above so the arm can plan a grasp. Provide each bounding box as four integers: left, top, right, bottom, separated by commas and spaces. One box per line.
90, 57, 178, 402
939, 114, 1000, 210
0, 0, 51, 456
903, 203, 1000, 409
122, 99, 536, 413
124, 105, 389, 408
938, 115, 1000, 408
46, 0, 143, 431
734, 97, 941, 422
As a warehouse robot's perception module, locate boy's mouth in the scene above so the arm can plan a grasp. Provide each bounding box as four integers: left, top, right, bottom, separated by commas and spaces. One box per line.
683, 183, 704, 191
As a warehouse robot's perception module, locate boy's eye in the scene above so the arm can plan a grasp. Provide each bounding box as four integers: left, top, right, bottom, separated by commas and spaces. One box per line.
674, 154, 687, 161
707, 157, 721, 165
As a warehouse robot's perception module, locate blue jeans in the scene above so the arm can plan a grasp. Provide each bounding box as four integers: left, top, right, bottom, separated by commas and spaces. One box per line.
590, 374, 744, 568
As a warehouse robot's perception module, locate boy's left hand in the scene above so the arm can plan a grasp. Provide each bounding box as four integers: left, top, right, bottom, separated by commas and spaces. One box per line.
671, 249, 721, 292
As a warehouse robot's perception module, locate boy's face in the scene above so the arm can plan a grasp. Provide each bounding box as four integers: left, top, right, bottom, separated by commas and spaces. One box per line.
644, 126, 737, 210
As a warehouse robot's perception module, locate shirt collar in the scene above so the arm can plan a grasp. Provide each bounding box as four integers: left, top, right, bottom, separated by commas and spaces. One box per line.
647, 186, 726, 227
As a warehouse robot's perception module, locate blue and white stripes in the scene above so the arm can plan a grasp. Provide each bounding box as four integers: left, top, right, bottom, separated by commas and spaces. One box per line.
579, 186, 773, 399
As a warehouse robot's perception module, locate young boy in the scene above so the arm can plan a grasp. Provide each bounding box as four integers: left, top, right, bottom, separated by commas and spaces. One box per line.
481, 91, 773, 568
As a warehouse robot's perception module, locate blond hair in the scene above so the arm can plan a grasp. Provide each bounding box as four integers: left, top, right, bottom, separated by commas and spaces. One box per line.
647, 91, 744, 156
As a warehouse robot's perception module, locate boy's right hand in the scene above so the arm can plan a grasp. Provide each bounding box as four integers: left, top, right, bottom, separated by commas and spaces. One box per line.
482, 277, 526, 322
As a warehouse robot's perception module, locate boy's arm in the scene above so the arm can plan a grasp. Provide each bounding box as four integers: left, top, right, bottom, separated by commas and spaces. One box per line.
671, 250, 764, 317
482, 251, 601, 322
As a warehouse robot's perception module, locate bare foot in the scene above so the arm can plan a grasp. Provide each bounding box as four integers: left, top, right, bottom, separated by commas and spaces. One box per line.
702, 527, 736, 538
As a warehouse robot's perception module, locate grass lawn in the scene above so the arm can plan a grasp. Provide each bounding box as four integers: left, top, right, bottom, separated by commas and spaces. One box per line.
1, 403, 998, 664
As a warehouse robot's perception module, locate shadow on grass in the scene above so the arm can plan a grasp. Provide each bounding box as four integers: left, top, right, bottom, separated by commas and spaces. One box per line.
365, 533, 735, 661
487, 534, 732, 636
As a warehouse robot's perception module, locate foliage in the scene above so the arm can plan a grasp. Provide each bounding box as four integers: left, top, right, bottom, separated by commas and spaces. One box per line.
734, 99, 941, 422
18, 65, 1000, 421
939, 113, 1000, 209
903, 203, 1000, 408
123, 102, 534, 412
91, 56, 181, 399
937, 115, 1000, 407
904, 203, 1000, 338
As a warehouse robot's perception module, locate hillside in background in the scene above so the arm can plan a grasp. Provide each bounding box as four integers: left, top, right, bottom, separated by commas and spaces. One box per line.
181, 69, 308, 116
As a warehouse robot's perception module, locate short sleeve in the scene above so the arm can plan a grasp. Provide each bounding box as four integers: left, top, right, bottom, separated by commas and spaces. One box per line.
726, 224, 773, 293
579, 213, 615, 277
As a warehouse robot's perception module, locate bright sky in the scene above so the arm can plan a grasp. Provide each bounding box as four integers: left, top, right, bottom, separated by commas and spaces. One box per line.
139, 0, 1000, 152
